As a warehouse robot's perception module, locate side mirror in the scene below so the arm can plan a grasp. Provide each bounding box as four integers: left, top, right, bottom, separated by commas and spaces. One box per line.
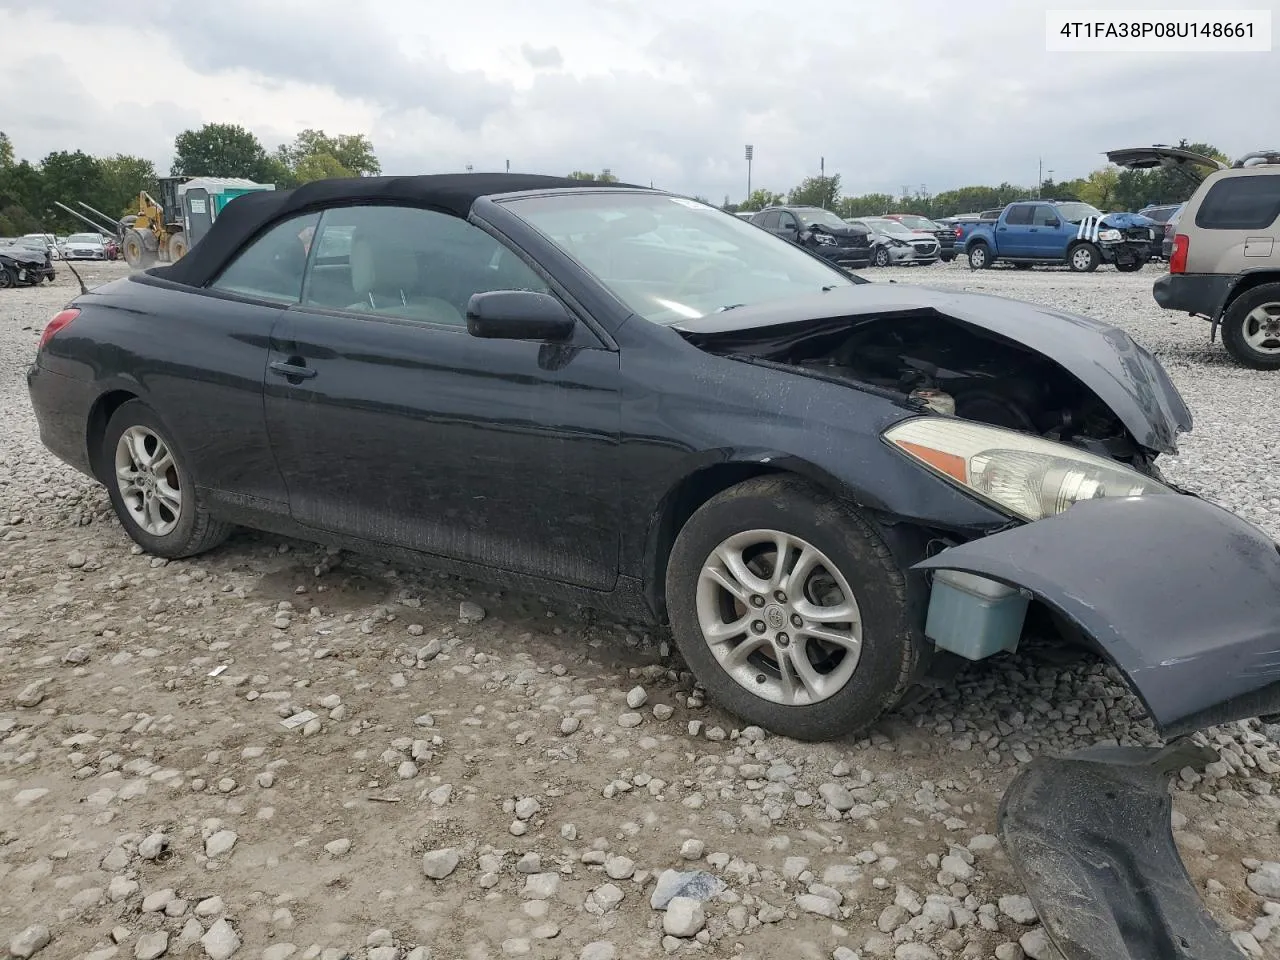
1044, 218, 1061, 228
466, 290, 576, 342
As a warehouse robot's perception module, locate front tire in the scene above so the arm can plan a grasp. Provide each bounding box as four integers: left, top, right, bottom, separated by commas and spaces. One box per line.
1221, 283, 1280, 370
0, 265, 14, 288
874, 246, 891, 268
967, 243, 990, 270
664, 475, 916, 742
1115, 258, 1144, 273
101, 400, 232, 558
1068, 242, 1100, 272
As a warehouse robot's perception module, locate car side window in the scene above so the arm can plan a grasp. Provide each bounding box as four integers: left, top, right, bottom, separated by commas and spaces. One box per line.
778, 212, 797, 230
757, 211, 779, 229
208, 212, 320, 303
301, 204, 550, 326
1195, 175, 1280, 231
1034, 205, 1060, 226
1004, 205, 1034, 226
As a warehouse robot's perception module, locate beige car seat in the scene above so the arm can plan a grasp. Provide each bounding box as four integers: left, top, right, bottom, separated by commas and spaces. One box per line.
347, 233, 464, 325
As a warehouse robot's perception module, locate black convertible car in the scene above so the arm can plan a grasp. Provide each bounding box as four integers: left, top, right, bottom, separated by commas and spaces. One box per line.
27, 173, 1280, 742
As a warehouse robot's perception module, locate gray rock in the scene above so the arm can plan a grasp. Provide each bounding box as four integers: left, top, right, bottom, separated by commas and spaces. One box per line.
626, 686, 648, 709
994, 945, 1025, 960
522, 873, 561, 900
878, 904, 910, 932
324, 838, 352, 857
9, 925, 51, 958
458, 600, 486, 623
141, 888, 174, 912
201, 919, 241, 960
560, 716, 580, 735
138, 833, 168, 860
16, 678, 52, 707
1247, 862, 1280, 898
134, 932, 168, 960
580, 943, 616, 960
818, 782, 856, 811
589, 883, 624, 913
680, 839, 705, 860
999, 894, 1038, 924
894, 946, 938, 960
204, 829, 238, 858
1019, 928, 1063, 960
194, 896, 225, 918
262, 947, 297, 960
795, 893, 840, 918
422, 847, 461, 879
515, 796, 541, 820
650, 869, 726, 909
604, 854, 636, 880
663, 897, 706, 937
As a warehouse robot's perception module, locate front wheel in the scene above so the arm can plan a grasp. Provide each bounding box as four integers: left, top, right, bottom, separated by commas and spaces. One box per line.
0, 266, 15, 288
1221, 283, 1280, 370
101, 400, 232, 558
1068, 243, 1100, 272
967, 243, 990, 270
874, 246, 891, 267
664, 475, 916, 742
1115, 259, 1144, 273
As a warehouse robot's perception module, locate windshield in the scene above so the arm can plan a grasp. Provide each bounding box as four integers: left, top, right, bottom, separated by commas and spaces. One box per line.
865, 219, 915, 238
1054, 202, 1104, 223
894, 216, 935, 230
67, 233, 102, 244
502, 191, 854, 324
794, 207, 848, 229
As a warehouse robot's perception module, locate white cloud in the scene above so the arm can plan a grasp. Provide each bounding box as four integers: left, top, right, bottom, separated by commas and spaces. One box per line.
0, 0, 1274, 199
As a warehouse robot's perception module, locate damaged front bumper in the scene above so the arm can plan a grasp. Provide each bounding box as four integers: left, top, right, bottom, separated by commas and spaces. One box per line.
915, 493, 1280, 736
999, 739, 1241, 960
1098, 238, 1152, 266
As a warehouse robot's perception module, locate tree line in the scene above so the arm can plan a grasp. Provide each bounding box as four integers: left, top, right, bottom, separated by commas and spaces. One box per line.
727, 140, 1226, 219
0, 124, 1225, 237
0, 124, 380, 235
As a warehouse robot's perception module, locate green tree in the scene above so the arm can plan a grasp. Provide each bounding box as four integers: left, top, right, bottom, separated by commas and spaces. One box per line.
98, 155, 159, 218
835, 193, 896, 218
788, 174, 841, 209
172, 123, 273, 180
276, 129, 380, 180
566, 169, 619, 182
0, 131, 13, 169
38, 150, 105, 230
738, 188, 784, 212
1078, 167, 1120, 209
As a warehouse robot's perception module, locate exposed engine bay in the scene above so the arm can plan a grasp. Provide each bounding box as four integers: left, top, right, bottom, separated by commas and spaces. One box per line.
692, 310, 1159, 472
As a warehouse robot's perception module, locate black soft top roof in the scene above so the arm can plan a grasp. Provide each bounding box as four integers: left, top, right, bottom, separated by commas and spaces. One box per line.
152, 172, 646, 287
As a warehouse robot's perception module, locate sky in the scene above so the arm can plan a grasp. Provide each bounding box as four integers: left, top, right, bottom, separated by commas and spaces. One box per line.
1, 0, 1275, 202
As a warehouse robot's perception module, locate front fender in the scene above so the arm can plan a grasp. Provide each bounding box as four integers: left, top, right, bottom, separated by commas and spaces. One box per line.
915, 494, 1280, 736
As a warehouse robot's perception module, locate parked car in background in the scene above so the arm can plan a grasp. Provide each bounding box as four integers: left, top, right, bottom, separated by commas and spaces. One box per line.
948, 210, 1001, 249
1161, 203, 1185, 260
963, 201, 1155, 272
103, 236, 121, 260
1137, 203, 1183, 261
0, 241, 56, 287
848, 217, 941, 266
1120, 146, 1280, 369
881, 214, 957, 261
22, 233, 63, 260
63, 233, 109, 260
750, 205, 872, 268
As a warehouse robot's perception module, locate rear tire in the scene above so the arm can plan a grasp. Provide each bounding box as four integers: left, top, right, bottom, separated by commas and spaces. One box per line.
967, 243, 990, 270
101, 400, 232, 558
122, 229, 148, 268
0, 265, 14, 288
1115, 259, 1144, 273
1221, 283, 1280, 370
167, 232, 188, 262
664, 475, 917, 742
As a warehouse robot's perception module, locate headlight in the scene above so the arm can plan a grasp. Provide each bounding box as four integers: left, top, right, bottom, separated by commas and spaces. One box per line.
1097, 228, 1122, 242
812, 233, 835, 245
883, 417, 1172, 521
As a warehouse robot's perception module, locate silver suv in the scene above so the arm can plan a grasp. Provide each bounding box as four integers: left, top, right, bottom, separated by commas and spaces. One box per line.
1109, 146, 1280, 369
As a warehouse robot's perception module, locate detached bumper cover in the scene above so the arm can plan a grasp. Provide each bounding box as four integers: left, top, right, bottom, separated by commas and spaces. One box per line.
998, 740, 1239, 960
1153, 273, 1232, 318
916, 494, 1280, 736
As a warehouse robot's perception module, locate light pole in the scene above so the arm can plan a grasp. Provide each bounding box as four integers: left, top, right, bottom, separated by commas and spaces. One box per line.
744, 145, 753, 202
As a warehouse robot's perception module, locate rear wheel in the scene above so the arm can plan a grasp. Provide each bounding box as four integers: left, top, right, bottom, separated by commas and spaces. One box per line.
0, 265, 14, 288
1221, 283, 1280, 370
1115, 259, 1144, 273
664, 475, 916, 742
1068, 243, 1100, 272
101, 400, 232, 558
167, 232, 188, 262
967, 243, 990, 270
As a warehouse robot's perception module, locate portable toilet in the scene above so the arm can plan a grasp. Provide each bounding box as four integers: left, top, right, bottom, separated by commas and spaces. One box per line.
178, 177, 276, 248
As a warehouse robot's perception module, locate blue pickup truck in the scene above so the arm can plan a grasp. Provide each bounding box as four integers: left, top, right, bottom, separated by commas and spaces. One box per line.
963, 200, 1158, 272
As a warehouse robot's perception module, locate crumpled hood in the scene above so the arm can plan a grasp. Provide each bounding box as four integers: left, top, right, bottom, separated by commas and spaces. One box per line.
673, 283, 1193, 454
1101, 211, 1158, 229
808, 223, 867, 238
1, 248, 48, 266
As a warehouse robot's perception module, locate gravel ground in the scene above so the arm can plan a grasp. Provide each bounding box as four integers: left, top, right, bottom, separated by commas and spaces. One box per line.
2, 259, 1280, 960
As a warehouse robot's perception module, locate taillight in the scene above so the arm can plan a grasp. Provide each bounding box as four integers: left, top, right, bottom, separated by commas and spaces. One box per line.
1169, 234, 1189, 274
39, 308, 79, 350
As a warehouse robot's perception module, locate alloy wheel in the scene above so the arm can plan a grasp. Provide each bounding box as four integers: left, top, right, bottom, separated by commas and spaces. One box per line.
1243, 302, 1280, 355
114, 425, 183, 536
695, 528, 863, 706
